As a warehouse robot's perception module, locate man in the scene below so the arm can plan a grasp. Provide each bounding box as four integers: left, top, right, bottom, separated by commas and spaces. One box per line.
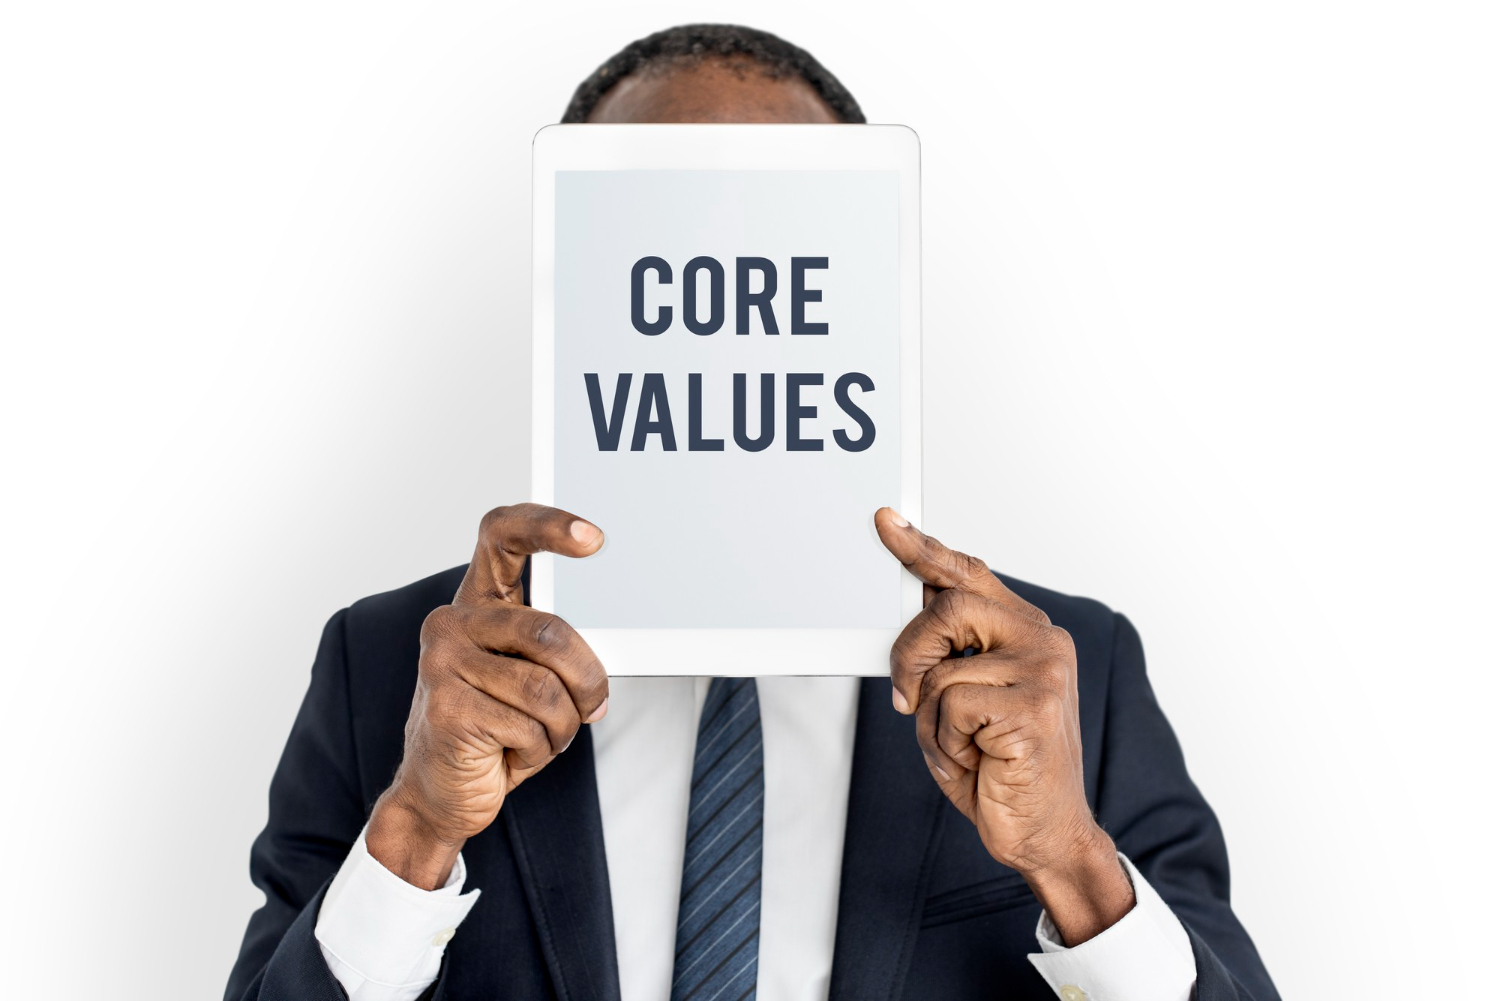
226, 24, 1278, 1001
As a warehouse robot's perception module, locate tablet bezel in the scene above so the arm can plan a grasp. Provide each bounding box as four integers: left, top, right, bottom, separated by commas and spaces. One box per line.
531, 124, 922, 677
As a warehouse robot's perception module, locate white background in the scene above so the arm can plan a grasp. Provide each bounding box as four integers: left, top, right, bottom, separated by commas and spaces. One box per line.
1, 2, 1495, 998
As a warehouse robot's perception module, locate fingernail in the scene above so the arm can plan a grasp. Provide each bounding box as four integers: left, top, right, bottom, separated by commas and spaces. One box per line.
585, 698, 609, 723
890, 511, 909, 528
571, 520, 602, 547
922, 753, 951, 781
892, 686, 910, 713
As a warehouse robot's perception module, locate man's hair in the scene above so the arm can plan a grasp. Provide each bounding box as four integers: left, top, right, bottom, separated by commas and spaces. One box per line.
562, 23, 866, 124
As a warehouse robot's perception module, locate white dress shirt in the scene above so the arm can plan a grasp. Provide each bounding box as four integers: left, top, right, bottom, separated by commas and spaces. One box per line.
315, 676, 1196, 1001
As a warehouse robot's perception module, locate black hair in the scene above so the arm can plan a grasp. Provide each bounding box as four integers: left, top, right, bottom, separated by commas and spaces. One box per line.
562, 23, 865, 124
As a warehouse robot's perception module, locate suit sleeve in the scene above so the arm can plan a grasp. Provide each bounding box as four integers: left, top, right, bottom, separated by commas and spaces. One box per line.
223, 609, 452, 1001
1093, 613, 1280, 1001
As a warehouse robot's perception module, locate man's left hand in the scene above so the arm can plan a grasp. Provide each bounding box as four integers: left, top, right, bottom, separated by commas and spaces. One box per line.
874, 507, 1136, 946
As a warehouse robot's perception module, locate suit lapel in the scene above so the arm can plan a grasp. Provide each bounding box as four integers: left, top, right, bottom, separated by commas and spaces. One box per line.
829, 678, 949, 1001
501, 724, 622, 1001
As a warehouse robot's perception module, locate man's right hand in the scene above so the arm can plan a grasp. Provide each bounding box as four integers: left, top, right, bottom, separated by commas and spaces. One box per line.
366, 503, 609, 889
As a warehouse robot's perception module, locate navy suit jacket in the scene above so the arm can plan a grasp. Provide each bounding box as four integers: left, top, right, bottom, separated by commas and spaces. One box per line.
226, 565, 1279, 1000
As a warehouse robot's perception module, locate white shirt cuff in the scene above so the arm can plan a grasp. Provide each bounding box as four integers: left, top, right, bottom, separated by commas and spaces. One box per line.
1027, 853, 1195, 1001
314, 825, 481, 1001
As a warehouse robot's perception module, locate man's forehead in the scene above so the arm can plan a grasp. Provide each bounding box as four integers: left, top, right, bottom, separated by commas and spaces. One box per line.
585, 57, 841, 124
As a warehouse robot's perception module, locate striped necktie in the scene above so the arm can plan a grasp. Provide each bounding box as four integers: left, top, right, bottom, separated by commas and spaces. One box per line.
670, 677, 764, 1001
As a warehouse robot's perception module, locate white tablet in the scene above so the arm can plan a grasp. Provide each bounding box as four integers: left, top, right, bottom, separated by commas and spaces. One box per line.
531, 124, 921, 676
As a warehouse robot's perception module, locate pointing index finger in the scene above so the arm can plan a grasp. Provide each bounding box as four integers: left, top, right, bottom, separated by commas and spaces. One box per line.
874, 507, 1009, 602
460, 503, 604, 605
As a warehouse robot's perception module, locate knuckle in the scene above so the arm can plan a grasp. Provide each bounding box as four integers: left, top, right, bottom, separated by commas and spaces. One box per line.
489, 702, 527, 742
479, 505, 511, 537
528, 611, 570, 656
418, 607, 466, 672
1026, 690, 1064, 731
1044, 624, 1076, 660
424, 645, 465, 682
932, 589, 977, 633
419, 604, 458, 644
1038, 658, 1069, 690
419, 683, 477, 739
936, 683, 963, 720
521, 664, 565, 710
424, 685, 463, 726
515, 715, 551, 758
952, 683, 988, 720
961, 552, 991, 581
506, 739, 544, 769
930, 587, 963, 619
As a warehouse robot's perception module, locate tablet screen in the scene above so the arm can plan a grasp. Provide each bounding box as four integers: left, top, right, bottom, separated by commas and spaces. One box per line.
551, 168, 902, 630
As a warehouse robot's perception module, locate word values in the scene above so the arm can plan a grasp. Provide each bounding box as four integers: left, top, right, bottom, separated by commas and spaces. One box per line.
584, 371, 875, 453
579, 255, 879, 453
